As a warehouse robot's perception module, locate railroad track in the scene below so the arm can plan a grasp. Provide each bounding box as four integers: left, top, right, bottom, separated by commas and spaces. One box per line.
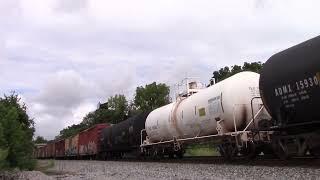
98, 155, 320, 168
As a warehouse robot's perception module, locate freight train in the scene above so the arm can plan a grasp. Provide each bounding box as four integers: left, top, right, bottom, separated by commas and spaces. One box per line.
35, 35, 320, 161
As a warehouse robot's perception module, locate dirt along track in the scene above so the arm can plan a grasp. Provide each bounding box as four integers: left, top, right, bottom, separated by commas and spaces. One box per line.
34, 156, 320, 180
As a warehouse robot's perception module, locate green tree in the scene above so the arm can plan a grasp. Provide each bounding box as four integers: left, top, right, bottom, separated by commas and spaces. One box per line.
242, 61, 263, 72
0, 93, 36, 170
0, 123, 8, 169
231, 65, 242, 74
55, 123, 87, 140
57, 94, 130, 139
134, 82, 170, 111
34, 136, 48, 144
210, 61, 264, 83
127, 100, 140, 117
1, 93, 35, 135
56, 83, 170, 139
107, 94, 128, 124
85, 109, 113, 125
81, 94, 129, 127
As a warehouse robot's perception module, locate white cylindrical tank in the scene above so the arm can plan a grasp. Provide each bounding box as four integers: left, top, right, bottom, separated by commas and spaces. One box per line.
145, 71, 268, 143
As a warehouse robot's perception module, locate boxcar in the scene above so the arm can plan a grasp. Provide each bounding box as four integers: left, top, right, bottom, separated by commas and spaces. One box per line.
43, 145, 48, 158
78, 123, 109, 158
64, 137, 70, 156
65, 135, 79, 157
37, 145, 46, 159
38, 146, 43, 159
47, 141, 55, 158
55, 139, 65, 158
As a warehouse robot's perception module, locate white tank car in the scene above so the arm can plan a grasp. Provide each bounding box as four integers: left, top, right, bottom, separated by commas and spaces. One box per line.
145, 71, 270, 143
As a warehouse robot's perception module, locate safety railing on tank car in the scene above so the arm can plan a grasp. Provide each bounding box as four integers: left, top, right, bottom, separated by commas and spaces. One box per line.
231, 102, 265, 134
231, 98, 268, 146
251, 97, 262, 129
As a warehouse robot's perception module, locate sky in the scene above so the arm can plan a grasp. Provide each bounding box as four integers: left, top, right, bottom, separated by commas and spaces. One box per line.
0, 0, 320, 139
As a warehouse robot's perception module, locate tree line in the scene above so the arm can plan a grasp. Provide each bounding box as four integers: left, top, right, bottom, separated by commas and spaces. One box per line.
53, 82, 171, 140
52, 61, 263, 140
209, 61, 263, 85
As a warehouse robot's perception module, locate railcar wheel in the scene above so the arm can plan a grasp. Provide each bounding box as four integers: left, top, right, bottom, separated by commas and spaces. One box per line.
169, 153, 174, 159
310, 145, 320, 158
152, 149, 160, 160
175, 150, 184, 159
218, 143, 238, 161
274, 139, 289, 160
260, 144, 277, 159
240, 141, 257, 160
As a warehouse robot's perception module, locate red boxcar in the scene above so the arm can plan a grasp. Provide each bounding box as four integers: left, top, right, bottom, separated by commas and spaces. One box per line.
78, 123, 109, 157
55, 139, 65, 158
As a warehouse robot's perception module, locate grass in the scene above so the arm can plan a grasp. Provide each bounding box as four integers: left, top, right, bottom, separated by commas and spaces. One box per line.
184, 143, 221, 157
35, 159, 55, 173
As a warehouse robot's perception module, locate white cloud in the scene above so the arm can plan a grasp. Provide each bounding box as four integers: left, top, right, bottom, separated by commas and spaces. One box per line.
36, 70, 90, 107
1, 0, 320, 139
71, 102, 96, 126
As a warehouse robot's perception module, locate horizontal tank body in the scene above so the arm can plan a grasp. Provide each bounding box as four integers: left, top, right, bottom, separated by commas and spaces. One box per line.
101, 112, 149, 152
146, 72, 269, 143
260, 36, 320, 126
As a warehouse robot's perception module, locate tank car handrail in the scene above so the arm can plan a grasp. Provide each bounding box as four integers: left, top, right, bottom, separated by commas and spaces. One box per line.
141, 133, 222, 147
140, 130, 255, 147
243, 106, 264, 132
232, 103, 264, 134
250, 96, 262, 129
141, 129, 146, 145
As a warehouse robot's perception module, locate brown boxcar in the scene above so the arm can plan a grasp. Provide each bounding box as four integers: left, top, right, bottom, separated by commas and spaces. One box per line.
47, 141, 55, 158
41, 146, 46, 158
65, 135, 79, 157
78, 123, 109, 157
35, 144, 46, 159
43, 145, 48, 158
71, 134, 79, 156
55, 139, 65, 158
64, 137, 71, 156
36, 145, 43, 158
37, 146, 42, 158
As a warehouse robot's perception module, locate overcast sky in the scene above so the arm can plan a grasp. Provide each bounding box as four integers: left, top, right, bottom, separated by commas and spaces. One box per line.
0, 0, 319, 139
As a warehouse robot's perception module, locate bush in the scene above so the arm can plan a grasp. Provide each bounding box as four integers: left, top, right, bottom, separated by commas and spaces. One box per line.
0, 93, 36, 170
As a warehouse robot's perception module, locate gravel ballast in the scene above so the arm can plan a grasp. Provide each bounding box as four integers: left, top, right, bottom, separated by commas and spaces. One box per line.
38, 159, 320, 180
0, 170, 54, 180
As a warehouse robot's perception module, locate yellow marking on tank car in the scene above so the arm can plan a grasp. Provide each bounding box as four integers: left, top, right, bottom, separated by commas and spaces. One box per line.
198, 108, 206, 117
